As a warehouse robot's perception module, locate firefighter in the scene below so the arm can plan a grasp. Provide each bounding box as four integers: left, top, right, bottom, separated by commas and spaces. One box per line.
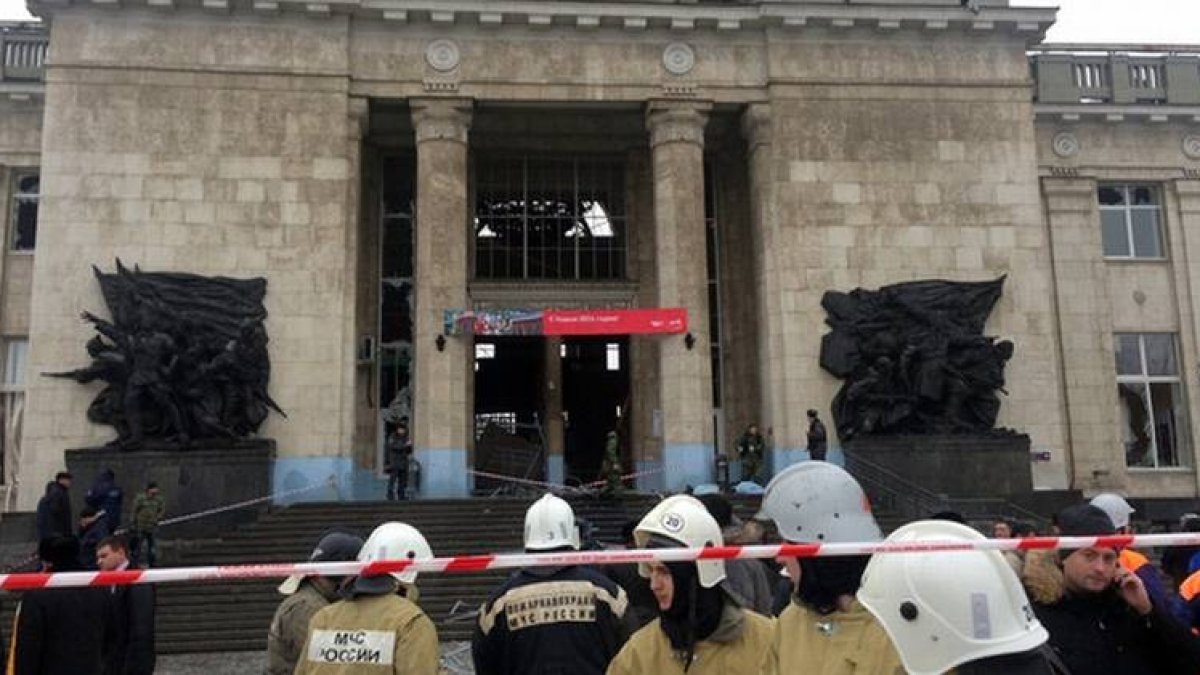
758, 461, 904, 674
859, 519, 1069, 674
295, 522, 439, 674
606, 494, 774, 674
473, 493, 631, 675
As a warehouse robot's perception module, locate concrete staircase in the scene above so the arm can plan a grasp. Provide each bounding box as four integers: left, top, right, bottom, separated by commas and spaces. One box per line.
153, 495, 665, 653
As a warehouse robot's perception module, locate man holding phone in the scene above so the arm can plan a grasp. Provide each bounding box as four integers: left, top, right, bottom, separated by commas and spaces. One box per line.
1024, 503, 1200, 674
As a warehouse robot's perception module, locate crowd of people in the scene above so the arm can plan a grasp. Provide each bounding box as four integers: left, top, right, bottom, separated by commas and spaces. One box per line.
267, 461, 1200, 674
10, 461, 1200, 673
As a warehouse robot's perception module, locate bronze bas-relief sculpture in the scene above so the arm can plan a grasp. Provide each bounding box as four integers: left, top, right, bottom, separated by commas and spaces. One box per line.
48, 260, 285, 450
819, 277, 1013, 440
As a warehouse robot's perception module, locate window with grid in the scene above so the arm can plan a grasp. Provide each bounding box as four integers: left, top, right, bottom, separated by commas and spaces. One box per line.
1114, 333, 1191, 468
2, 338, 27, 389
473, 156, 626, 281
1099, 185, 1164, 259
10, 171, 38, 252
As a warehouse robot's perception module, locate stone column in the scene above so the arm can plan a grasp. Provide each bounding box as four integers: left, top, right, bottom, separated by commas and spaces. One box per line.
543, 336, 565, 484
646, 100, 714, 490
1042, 176, 1125, 491
1173, 179, 1200, 473
741, 104, 801, 475
410, 98, 473, 497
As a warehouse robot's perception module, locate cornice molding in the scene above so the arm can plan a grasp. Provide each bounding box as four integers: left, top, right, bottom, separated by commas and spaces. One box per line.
28, 0, 1056, 41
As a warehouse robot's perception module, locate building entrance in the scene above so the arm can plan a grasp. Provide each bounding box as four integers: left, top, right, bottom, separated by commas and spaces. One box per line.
472, 335, 630, 490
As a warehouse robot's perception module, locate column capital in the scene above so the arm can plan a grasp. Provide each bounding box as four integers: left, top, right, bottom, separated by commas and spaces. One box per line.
645, 100, 711, 149
1176, 178, 1200, 214
411, 97, 474, 145
740, 103, 772, 152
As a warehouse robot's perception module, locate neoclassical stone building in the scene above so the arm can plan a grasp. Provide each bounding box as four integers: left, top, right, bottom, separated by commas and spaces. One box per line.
0, 1, 1198, 508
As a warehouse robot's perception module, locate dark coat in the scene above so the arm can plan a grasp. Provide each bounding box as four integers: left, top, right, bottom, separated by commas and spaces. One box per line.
103, 584, 155, 675
85, 473, 123, 531
35, 483, 72, 542
1023, 549, 1200, 675
12, 586, 110, 675
473, 565, 631, 675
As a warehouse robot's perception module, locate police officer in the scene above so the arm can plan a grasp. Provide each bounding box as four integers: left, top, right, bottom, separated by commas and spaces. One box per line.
606, 495, 774, 675
858, 519, 1069, 675
473, 493, 631, 675
266, 530, 364, 675
758, 461, 904, 674
296, 522, 439, 674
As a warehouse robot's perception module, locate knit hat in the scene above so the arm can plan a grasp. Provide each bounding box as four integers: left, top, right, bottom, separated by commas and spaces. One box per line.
1056, 504, 1119, 559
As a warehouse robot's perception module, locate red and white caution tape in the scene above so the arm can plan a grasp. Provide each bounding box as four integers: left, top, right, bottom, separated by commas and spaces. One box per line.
6, 532, 1200, 591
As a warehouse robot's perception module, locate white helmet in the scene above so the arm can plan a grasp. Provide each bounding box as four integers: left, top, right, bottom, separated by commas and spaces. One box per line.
524, 494, 581, 551
1090, 493, 1135, 530
757, 461, 882, 543
857, 520, 1048, 675
634, 494, 726, 588
354, 521, 433, 593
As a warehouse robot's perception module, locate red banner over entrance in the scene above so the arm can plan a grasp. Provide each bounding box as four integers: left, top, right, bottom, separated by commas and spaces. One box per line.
443, 308, 687, 336
543, 308, 687, 336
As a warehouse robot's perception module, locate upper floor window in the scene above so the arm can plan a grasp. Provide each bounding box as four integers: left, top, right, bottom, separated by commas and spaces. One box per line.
1115, 332, 1190, 468
2, 338, 27, 389
10, 171, 38, 252
1099, 185, 1164, 259
473, 156, 626, 281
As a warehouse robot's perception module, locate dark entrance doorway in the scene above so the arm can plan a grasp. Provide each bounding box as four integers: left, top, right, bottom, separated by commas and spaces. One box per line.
473, 337, 545, 487
562, 336, 630, 484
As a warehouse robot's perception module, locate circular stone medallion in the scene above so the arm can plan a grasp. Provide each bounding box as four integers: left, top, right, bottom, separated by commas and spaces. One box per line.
1184, 135, 1200, 160
662, 42, 696, 75
1052, 132, 1080, 158
425, 39, 461, 72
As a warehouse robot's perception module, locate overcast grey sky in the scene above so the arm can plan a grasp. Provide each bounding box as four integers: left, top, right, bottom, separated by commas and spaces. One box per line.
0, 0, 1197, 45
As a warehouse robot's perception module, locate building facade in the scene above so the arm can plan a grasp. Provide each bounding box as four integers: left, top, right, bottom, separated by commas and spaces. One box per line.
0, 1, 1198, 508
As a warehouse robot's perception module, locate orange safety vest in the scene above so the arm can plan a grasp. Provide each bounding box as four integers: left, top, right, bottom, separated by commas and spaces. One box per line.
1182, 569, 1200, 603
1119, 548, 1150, 573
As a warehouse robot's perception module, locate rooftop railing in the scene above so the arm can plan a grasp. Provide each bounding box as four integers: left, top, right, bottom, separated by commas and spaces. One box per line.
1031, 45, 1200, 106
1, 24, 47, 83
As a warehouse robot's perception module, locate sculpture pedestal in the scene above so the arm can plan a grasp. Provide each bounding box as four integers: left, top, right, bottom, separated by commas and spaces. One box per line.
65, 441, 275, 538
845, 433, 1032, 497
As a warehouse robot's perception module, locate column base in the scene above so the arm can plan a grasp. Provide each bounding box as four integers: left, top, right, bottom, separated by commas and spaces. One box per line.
635, 460, 665, 492
272, 456, 351, 505
768, 447, 845, 480
663, 443, 714, 492
547, 455, 565, 485
415, 448, 471, 498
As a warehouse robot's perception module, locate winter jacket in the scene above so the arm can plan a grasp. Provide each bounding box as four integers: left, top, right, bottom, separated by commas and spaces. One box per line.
474, 565, 631, 675
34, 483, 71, 542
9, 587, 111, 675
266, 581, 335, 675
294, 592, 438, 675
85, 474, 123, 531
723, 559, 775, 616
129, 493, 164, 533
606, 604, 773, 675
603, 564, 658, 630
1022, 548, 1200, 674
102, 584, 155, 675
1119, 548, 1191, 627
1177, 568, 1200, 633
766, 598, 904, 675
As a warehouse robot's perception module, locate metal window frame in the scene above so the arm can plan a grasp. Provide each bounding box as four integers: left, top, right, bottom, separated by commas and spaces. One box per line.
8, 168, 38, 253
1099, 183, 1167, 261
1114, 332, 1189, 468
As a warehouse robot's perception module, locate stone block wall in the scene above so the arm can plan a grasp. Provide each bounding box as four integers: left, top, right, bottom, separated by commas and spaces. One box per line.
17, 11, 360, 508
754, 34, 1069, 485
1036, 121, 1200, 497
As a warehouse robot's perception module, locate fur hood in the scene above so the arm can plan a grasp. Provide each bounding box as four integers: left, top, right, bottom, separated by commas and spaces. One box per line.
1021, 549, 1066, 605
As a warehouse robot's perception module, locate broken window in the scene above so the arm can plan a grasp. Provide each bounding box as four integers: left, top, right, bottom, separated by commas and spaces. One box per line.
1115, 333, 1190, 468
1099, 184, 1164, 259
10, 171, 38, 252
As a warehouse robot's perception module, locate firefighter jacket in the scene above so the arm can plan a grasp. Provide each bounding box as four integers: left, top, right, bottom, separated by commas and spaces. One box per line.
605, 604, 773, 675
766, 598, 904, 675
294, 592, 439, 675
266, 581, 334, 675
473, 565, 631, 675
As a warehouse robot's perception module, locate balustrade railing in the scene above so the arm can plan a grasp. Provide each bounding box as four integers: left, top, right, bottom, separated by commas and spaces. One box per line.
1, 25, 47, 83
1032, 47, 1200, 106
